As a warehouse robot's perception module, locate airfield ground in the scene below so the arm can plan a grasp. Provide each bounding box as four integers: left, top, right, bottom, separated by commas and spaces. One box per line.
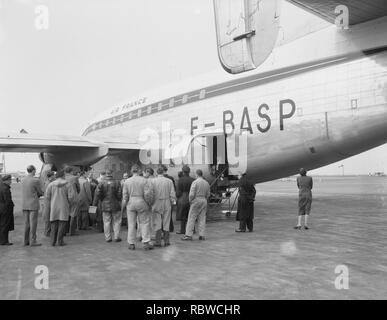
0, 176, 386, 299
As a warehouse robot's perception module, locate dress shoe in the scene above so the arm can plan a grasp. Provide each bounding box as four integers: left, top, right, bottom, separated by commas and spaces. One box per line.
181, 235, 193, 241
175, 231, 184, 234
1, 242, 13, 246
24, 243, 30, 246
114, 238, 122, 242
294, 226, 301, 230
106, 239, 112, 243
128, 244, 135, 250
304, 226, 309, 230
58, 242, 66, 246
199, 236, 205, 241
143, 242, 154, 250
235, 229, 246, 232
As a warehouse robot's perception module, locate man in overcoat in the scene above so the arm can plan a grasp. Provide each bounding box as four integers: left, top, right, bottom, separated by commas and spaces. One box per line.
235, 172, 256, 233
44, 170, 77, 246
0, 175, 15, 246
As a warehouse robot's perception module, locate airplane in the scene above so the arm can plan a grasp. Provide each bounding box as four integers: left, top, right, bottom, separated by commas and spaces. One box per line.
1, 0, 387, 195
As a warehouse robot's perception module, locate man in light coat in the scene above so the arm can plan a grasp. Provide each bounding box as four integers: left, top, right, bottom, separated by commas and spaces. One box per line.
21, 165, 43, 246
152, 167, 176, 247
182, 169, 210, 241
122, 165, 153, 250
44, 170, 77, 246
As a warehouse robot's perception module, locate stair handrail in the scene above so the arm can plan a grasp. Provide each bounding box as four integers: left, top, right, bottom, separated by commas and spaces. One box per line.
209, 165, 229, 188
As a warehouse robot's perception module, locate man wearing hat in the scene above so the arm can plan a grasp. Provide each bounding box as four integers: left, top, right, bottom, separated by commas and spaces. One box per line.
295, 168, 313, 230
93, 170, 122, 242
0, 175, 15, 245
21, 165, 43, 246
176, 165, 194, 234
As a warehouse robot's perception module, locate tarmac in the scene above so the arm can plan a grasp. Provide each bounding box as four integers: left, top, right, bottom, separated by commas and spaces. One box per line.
0, 176, 386, 300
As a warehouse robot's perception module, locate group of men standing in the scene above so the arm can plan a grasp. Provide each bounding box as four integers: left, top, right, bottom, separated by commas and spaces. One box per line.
0, 162, 314, 248
0, 162, 213, 250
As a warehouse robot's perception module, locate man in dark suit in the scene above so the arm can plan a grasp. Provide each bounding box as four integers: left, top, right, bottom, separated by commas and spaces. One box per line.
21, 165, 43, 246
176, 165, 194, 234
0, 175, 15, 245
235, 172, 256, 233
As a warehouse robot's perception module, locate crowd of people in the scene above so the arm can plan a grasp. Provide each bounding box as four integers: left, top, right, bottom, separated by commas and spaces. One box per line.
0, 162, 313, 247
0, 163, 212, 249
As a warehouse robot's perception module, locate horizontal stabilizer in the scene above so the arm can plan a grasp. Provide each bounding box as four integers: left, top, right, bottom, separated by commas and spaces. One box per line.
286, 0, 387, 26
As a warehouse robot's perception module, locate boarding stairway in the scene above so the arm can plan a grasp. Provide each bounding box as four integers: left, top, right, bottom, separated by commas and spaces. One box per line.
207, 165, 240, 219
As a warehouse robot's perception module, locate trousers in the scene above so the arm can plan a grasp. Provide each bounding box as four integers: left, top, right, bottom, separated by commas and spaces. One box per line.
23, 210, 38, 245
0, 228, 9, 244
153, 199, 172, 231
102, 211, 122, 241
127, 198, 151, 245
50, 220, 67, 246
185, 198, 207, 237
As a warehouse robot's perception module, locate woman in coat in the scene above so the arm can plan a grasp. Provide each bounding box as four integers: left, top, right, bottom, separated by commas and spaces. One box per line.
0, 175, 15, 246
44, 170, 77, 246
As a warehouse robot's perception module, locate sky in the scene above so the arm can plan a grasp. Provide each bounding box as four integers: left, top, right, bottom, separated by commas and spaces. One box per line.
0, 0, 386, 175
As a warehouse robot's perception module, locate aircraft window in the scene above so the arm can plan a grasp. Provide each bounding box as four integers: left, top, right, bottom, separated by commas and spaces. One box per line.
147, 106, 152, 114
182, 95, 188, 104
169, 98, 175, 108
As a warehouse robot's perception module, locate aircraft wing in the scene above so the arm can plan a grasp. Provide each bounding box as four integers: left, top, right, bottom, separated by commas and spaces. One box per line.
0, 132, 140, 166
286, 0, 387, 25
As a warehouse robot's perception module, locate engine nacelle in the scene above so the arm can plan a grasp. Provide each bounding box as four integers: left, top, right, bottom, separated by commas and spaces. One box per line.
39, 144, 109, 169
